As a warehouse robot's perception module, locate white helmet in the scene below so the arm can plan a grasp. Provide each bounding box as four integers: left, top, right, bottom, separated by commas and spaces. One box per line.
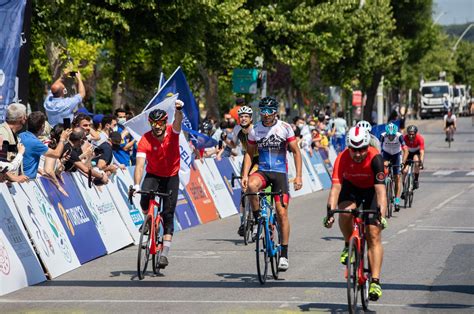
346, 126, 370, 149
356, 120, 372, 132
237, 106, 253, 116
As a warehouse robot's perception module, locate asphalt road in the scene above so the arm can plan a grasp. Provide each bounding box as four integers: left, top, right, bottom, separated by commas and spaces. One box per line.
1, 117, 473, 313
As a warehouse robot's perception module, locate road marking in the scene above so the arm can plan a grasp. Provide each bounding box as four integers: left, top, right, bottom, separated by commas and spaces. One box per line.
466, 171, 474, 176
432, 170, 456, 176
0, 299, 444, 309
397, 229, 408, 235
414, 227, 474, 232
415, 226, 474, 230
429, 187, 471, 213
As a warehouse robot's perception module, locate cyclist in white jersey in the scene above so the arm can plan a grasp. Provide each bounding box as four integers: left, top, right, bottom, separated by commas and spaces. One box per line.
356, 120, 381, 151
241, 96, 303, 272
443, 110, 457, 141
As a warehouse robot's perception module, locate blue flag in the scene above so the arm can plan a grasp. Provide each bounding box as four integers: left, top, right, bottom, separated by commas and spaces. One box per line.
144, 67, 199, 131
182, 126, 218, 150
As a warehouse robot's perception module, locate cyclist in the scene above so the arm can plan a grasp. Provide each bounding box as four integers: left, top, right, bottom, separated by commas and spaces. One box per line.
133, 100, 184, 269
241, 96, 303, 271
402, 125, 424, 190
356, 120, 381, 151
380, 122, 408, 212
228, 106, 260, 236
443, 109, 457, 142
323, 126, 388, 301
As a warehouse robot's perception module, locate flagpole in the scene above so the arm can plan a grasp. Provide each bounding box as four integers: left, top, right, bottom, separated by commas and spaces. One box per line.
158, 72, 164, 91
143, 66, 181, 112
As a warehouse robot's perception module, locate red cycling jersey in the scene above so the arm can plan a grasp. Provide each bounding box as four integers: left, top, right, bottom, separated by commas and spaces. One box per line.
403, 134, 424, 153
332, 146, 385, 189
137, 125, 180, 177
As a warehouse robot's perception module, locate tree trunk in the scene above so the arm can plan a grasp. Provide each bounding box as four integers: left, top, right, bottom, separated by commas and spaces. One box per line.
363, 71, 383, 121
112, 31, 123, 111
198, 65, 219, 120
45, 40, 66, 81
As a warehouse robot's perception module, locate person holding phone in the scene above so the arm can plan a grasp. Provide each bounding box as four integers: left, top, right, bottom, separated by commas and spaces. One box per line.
0, 136, 25, 174
44, 69, 86, 127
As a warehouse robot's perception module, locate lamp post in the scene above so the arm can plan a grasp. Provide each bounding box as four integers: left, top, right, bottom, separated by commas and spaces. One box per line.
433, 11, 446, 24
450, 23, 474, 59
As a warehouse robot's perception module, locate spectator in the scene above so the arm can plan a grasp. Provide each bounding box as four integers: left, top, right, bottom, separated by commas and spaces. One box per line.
95, 114, 117, 145
115, 108, 127, 126
111, 131, 132, 166
92, 114, 104, 132
93, 131, 120, 175
113, 107, 136, 165
0, 135, 25, 174
228, 98, 245, 124
216, 120, 237, 159
73, 113, 101, 141
0, 103, 28, 182
44, 70, 86, 127
19, 111, 71, 179
330, 111, 348, 154
43, 124, 70, 195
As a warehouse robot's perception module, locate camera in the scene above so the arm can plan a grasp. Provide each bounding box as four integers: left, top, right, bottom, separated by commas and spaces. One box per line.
94, 147, 104, 156
69, 71, 77, 78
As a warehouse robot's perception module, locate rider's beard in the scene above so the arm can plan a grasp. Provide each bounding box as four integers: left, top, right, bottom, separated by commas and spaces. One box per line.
152, 126, 165, 137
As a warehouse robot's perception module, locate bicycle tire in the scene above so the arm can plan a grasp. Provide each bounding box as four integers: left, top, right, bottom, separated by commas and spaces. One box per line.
408, 175, 414, 208
347, 237, 360, 314
244, 199, 253, 245
256, 220, 268, 285
270, 214, 281, 280
360, 240, 370, 311
386, 179, 393, 218
403, 174, 409, 209
152, 219, 164, 274
137, 215, 152, 280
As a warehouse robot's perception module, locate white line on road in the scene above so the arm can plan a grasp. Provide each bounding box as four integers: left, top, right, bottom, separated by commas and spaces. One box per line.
429, 186, 473, 213
466, 171, 474, 176
397, 229, 408, 235
432, 170, 456, 176
415, 226, 474, 230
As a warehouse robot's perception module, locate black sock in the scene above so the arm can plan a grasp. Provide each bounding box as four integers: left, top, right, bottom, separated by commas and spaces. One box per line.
415, 173, 419, 181
345, 242, 349, 248
372, 278, 380, 284
281, 245, 288, 258
252, 210, 260, 221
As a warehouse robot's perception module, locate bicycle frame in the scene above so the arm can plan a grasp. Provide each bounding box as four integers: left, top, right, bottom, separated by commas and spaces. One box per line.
260, 197, 279, 258
349, 215, 368, 286
147, 198, 163, 256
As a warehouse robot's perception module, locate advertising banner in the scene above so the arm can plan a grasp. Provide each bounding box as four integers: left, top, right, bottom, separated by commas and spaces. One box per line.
198, 159, 237, 218
229, 155, 244, 176
287, 152, 312, 198
0, 184, 45, 295
328, 145, 337, 166
301, 150, 323, 192
183, 162, 219, 224
174, 189, 200, 230
40, 175, 107, 264
107, 169, 144, 244
214, 157, 242, 210
9, 182, 81, 276
71, 173, 133, 254
308, 150, 332, 189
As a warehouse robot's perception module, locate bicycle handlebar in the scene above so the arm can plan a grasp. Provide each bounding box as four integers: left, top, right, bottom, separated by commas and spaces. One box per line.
241, 190, 285, 208
327, 208, 380, 217
128, 185, 172, 205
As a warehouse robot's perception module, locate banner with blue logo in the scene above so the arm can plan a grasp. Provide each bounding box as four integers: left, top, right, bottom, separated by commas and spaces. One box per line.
40, 176, 107, 264
174, 189, 200, 230
0, 0, 27, 123
144, 66, 199, 131
308, 150, 332, 189
183, 126, 218, 149
214, 157, 242, 210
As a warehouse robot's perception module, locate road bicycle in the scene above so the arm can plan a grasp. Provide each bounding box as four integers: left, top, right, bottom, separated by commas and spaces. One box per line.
402, 160, 421, 208
384, 162, 397, 218
241, 190, 284, 284
446, 126, 455, 148
128, 186, 172, 280
328, 206, 380, 314
231, 173, 254, 245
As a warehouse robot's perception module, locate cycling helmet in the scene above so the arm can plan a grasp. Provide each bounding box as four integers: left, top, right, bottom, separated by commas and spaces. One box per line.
346, 126, 370, 149
148, 109, 168, 122
407, 125, 418, 134
258, 96, 279, 112
356, 120, 372, 132
200, 120, 213, 132
385, 122, 398, 136
237, 106, 253, 116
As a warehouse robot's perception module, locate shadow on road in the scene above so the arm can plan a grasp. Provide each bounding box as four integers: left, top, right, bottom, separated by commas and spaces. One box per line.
409, 303, 473, 310
203, 238, 246, 246
321, 236, 344, 241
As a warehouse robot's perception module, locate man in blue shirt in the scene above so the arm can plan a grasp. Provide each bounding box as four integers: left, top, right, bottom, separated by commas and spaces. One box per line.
44, 70, 86, 127
20, 112, 71, 179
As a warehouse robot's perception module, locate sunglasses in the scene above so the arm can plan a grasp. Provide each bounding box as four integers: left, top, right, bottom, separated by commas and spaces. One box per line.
350, 146, 368, 153
149, 120, 167, 127
260, 107, 276, 115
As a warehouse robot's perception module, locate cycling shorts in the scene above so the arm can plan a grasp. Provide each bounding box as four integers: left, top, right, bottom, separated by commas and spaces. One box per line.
407, 150, 421, 163
140, 173, 179, 235
382, 151, 401, 175
251, 170, 289, 204
445, 121, 455, 128
240, 155, 259, 176
338, 180, 380, 226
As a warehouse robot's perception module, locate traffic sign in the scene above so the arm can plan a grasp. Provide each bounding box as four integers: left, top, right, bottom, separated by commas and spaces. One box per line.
232, 69, 258, 94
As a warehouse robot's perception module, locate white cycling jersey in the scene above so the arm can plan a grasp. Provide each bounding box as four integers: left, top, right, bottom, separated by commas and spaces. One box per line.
380, 131, 406, 155
444, 114, 456, 124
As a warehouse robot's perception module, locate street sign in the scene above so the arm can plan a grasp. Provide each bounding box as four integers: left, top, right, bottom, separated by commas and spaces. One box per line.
352, 90, 362, 107
232, 69, 258, 94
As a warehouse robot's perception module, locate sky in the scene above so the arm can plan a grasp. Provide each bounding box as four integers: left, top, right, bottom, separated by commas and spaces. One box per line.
433, 0, 474, 25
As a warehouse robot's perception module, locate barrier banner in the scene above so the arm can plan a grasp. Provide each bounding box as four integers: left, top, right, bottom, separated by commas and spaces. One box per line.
71, 173, 133, 253
328, 145, 337, 166
229, 155, 243, 175
301, 150, 323, 192
183, 162, 219, 223
174, 189, 200, 230
40, 175, 107, 264
287, 152, 312, 197
0, 184, 46, 295
108, 169, 144, 244
308, 150, 332, 189
9, 182, 82, 276
199, 159, 237, 217
214, 157, 242, 210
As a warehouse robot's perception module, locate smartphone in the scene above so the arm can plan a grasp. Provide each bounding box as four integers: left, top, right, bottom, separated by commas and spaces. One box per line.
63, 118, 71, 129
0, 140, 8, 161
1, 166, 9, 174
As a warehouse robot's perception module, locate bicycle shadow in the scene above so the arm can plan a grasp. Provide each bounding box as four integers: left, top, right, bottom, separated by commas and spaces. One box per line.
203, 238, 246, 246
321, 236, 344, 241
109, 270, 165, 281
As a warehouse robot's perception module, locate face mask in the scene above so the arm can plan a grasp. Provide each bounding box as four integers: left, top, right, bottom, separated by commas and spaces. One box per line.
112, 126, 118, 132
297, 123, 304, 129
117, 118, 126, 124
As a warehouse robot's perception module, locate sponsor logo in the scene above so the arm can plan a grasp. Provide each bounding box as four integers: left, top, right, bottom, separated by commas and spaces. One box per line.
0, 238, 10, 275
376, 172, 385, 181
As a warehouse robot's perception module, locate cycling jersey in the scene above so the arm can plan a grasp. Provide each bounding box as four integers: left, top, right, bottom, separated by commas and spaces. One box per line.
332, 146, 385, 189
248, 119, 295, 173
232, 124, 258, 158
137, 125, 180, 177
380, 132, 406, 155
444, 114, 456, 125
403, 134, 424, 153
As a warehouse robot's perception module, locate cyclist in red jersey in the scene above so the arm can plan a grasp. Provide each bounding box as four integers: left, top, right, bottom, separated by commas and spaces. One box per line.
133, 100, 184, 269
324, 126, 387, 301
402, 125, 424, 189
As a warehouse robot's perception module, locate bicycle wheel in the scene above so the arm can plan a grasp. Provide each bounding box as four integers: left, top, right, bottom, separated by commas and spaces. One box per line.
360, 240, 371, 311
386, 179, 393, 218
408, 174, 414, 208
244, 199, 253, 245
270, 214, 281, 280
256, 220, 268, 284
402, 174, 409, 209
152, 219, 164, 274
347, 237, 360, 314
137, 215, 152, 280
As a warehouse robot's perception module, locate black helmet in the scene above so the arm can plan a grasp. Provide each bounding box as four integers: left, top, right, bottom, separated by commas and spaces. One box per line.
407, 125, 418, 134
148, 109, 168, 122
258, 96, 279, 111
201, 120, 213, 132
